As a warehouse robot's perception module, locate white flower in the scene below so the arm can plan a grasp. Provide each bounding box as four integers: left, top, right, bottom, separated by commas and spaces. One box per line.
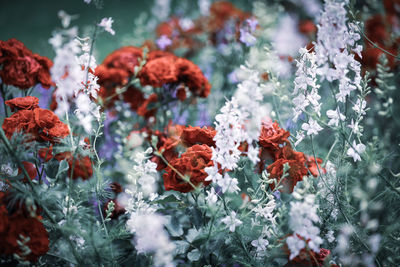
347, 140, 366, 162
287, 193, 322, 259
294, 130, 305, 147
247, 145, 260, 165
302, 118, 323, 136
348, 119, 361, 136
239, 29, 257, 47
98, 17, 115, 35
352, 98, 367, 115
205, 187, 218, 205
326, 108, 345, 127
127, 212, 175, 267
251, 237, 269, 252
221, 211, 242, 232
217, 173, 240, 194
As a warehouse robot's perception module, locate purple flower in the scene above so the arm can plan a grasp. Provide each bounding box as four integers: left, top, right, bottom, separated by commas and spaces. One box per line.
156, 35, 172, 50
246, 18, 258, 32
239, 29, 256, 47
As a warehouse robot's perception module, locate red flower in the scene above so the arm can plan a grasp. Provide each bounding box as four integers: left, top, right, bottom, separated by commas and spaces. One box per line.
3, 214, 49, 262
17, 161, 38, 182
55, 152, 93, 180
123, 86, 145, 112
5, 96, 39, 111
0, 193, 49, 262
180, 125, 216, 147
137, 93, 159, 118
259, 120, 290, 160
2, 104, 70, 143
285, 247, 335, 267
298, 20, 317, 35
175, 58, 211, 98
267, 146, 308, 193
305, 156, 326, 177
163, 144, 213, 192
0, 39, 54, 89
139, 56, 178, 88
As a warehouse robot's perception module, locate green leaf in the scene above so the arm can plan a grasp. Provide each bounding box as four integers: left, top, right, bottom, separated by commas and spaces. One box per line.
190, 207, 203, 230
187, 249, 201, 262
165, 215, 183, 237
172, 240, 189, 256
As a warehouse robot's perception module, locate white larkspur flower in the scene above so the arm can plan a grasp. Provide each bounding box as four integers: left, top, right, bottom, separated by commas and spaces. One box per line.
98, 17, 115, 35
352, 98, 367, 116
239, 29, 257, 47
221, 211, 243, 232
294, 130, 305, 147
217, 173, 240, 194
205, 187, 218, 205
326, 108, 345, 127
302, 118, 323, 136
287, 193, 322, 259
251, 237, 269, 252
348, 119, 361, 136
347, 140, 366, 162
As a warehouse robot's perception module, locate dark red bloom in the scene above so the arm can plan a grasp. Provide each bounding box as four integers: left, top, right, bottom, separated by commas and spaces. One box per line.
5, 96, 39, 111
259, 120, 290, 160
267, 146, 308, 193
2, 102, 70, 143
175, 58, 211, 98
285, 247, 335, 267
180, 125, 216, 147
55, 152, 93, 180
305, 156, 326, 177
17, 161, 38, 182
163, 144, 213, 193
0, 39, 54, 89
139, 56, 178, 88
0, 193, 49, 262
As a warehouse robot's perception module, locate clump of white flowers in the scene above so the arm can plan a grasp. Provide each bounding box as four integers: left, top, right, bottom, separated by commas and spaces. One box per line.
50, 18, 101, 134
286, 194, 323, 260
206, 64, 266, 194
124, 148, 175, 267
221, 211, 242, 232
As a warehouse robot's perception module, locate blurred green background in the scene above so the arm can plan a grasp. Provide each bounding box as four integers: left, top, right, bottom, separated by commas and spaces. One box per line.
0, 0, 151, 62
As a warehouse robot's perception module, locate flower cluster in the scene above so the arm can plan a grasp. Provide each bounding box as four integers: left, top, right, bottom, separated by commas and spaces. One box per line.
0, 39, 54, 90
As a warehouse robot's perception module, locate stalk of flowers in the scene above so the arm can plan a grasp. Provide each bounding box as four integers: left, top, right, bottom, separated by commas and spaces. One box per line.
124, 148, 175, 267
49, 19, 101, 135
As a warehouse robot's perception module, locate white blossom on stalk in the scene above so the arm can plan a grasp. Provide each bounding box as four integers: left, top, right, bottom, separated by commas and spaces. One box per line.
98, 17, 115, 35
352, 98, 367, 116
301, 118, 323, 136
152, 0, 170, 21
347, 141, 366, 162
126, 212, 175, 267
326, 108, 345, 127
205, 187, 218, 205
251, 237, 269, 252
221, 211, 243, 232
292, 47, 320, 122
286, 194, 323, 260
314, 0, 362, 103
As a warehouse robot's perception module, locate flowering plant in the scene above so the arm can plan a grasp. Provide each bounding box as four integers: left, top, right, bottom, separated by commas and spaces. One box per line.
0, 0, 399, 266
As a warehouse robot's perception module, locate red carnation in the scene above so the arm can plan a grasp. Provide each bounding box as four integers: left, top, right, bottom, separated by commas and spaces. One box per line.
17, 161, 38, 182
0, 39, 54, 89
267, 146, 308, 193
3, 214, 49, 262
123, 86, 145, 112
180, 125, 216, 147
285, 247, 335, 267
175, 58, 211, 98
5, 96, 39, 111
2, 104, 70, 143
163, 144, 213, 193
55, 152, 93, 180
305, 156, 326, 177
259, 120, 291, 160
139, 56, 178, 88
